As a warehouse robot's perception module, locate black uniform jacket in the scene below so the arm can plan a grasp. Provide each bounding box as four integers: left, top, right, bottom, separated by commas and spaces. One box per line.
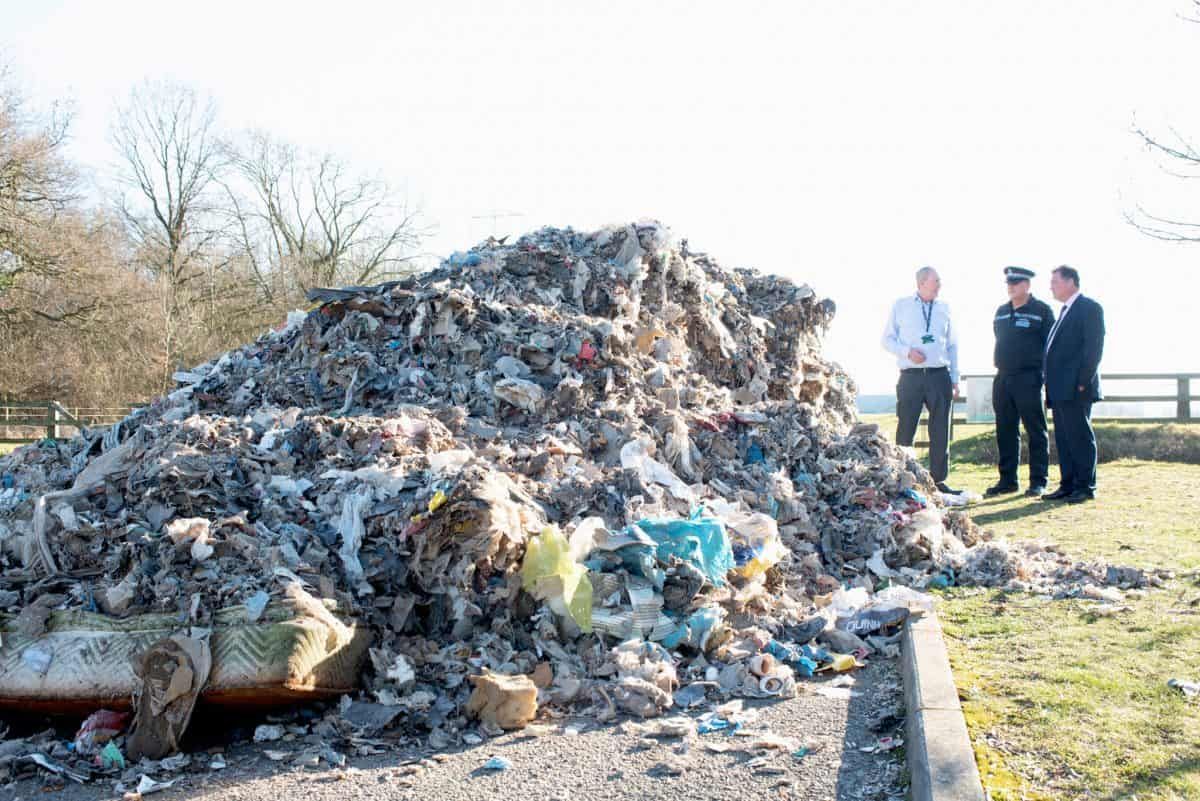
993, 296, 1053, 373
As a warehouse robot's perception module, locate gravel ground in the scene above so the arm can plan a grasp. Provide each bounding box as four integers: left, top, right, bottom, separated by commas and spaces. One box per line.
6, 661, 906, 801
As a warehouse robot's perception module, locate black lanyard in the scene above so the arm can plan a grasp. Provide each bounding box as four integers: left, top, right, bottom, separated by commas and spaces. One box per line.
918, 297, 934, 333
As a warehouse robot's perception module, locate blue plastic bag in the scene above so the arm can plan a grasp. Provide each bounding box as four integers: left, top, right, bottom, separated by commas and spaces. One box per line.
660, 606, 725, 650
448, 251, 483, 267
633, 514, 734, 587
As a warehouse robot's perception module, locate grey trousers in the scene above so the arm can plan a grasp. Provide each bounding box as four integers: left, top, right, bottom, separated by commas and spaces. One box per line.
894, 367, 952, 483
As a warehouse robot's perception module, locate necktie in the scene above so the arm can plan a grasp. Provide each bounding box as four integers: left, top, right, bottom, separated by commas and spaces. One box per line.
1046, 304, 1067, 351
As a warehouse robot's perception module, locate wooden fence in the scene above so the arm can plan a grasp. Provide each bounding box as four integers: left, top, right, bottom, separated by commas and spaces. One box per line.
0, 401, 135, 444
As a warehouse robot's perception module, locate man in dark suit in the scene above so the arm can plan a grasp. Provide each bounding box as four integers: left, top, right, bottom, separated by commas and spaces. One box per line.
1043, 265, 1105, 503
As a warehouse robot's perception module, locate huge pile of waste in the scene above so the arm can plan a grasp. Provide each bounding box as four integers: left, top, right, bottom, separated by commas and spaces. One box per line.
1, 221, 1158, 788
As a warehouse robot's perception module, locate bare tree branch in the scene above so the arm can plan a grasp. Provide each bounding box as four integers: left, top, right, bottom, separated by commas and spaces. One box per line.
221, 131, 427, 294
110, 80, 228, 384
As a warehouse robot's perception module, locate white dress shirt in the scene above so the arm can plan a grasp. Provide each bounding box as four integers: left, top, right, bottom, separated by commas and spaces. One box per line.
881, 294, 959, 382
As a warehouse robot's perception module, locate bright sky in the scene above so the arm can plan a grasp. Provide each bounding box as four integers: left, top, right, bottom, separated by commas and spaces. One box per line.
5, 0, 1199, 393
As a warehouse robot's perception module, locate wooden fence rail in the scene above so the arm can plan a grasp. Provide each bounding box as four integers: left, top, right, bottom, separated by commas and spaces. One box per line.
0, 401, 135, 444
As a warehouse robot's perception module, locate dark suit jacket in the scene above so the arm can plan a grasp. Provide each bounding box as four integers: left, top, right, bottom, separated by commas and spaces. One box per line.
1044, 294, 1105, 404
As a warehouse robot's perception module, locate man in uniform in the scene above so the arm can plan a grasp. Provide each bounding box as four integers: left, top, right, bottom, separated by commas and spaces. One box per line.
986, 267, 1052, 497
881, 267, 960, 495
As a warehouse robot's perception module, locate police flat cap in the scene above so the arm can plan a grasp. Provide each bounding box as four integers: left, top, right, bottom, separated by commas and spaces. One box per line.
1004, 266, 1035, 283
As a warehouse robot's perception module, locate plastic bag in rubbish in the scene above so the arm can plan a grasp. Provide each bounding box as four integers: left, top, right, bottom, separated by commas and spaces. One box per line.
633, 514, 734, 587
337, 490, 372, 585
765, 640, 820, 677
828, 586, 872, 617
493, 378, 547, 413
724, 512, 787, 580
521, 526, 593, 631
836, 603, 910, 636
873, 585, 935, 612
660, 606, 726, 651
620, 440, 693, 501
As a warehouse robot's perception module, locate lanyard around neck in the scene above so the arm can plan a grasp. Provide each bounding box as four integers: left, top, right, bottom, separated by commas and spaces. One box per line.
917, 296, 934, 333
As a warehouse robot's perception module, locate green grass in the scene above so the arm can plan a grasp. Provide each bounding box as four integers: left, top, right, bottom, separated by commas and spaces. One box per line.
856, 414, 1200, 798
936, 461, 1200, 801
859, 413, 1200, 465
941, 588, 1200, 801
953, 460, 1200, 570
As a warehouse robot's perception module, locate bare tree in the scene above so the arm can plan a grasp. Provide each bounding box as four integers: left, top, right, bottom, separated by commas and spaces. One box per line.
221, 131, 423, 297
0, 62, 80, 297
1128, 124, 1200, 242
111, 80, 226, 384
1128, 2, 1200, 242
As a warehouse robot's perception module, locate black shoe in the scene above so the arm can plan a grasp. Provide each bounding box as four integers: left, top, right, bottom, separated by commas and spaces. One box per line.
1024, 484, 1048, 498
935, 482, 962, 495
984, 482, 1020, 497
1043, 486, 1073, 501
1066, 490, 1095, 504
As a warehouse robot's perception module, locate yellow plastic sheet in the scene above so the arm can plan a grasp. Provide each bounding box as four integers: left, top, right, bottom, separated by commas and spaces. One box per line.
521, 526, 593, 632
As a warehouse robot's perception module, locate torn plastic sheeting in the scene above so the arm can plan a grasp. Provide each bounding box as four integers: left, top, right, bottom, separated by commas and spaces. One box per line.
612, 224, 645, 279
268, 475, 313, 497
493, 377, 547, 413
659, 606, 726, 651
619, 440, 693, 501
828, 586, 871, 617
337, 490, 373, 587
243, 591, 270, 622
873, 585, 935, 611
100, 741, 125, 770
130, 774, 176, 796
427, 448, 473, 474
320, 465, 411, 497
765, 640, 822, 678
521, 526, 593, 632
633, 514, 734, 587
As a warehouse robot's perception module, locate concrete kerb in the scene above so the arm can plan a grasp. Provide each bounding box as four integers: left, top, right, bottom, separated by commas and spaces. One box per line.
901, 610, 986, 801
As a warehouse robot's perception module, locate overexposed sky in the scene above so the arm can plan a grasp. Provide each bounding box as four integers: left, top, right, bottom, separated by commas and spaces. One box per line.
5, 0, 1200, 392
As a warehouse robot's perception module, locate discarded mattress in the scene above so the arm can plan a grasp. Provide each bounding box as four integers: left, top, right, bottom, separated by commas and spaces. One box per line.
0, 598, 371, 713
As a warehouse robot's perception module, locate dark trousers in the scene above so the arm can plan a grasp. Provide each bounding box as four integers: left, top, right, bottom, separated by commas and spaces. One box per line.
895, 367, 952, 483
992, 370, 1049, 486
1050, 399, 1097, 493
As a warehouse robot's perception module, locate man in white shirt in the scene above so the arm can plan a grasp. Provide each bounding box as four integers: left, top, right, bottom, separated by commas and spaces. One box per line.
881, 267, 960, 494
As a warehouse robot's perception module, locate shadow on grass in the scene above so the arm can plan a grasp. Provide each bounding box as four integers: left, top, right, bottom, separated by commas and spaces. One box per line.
969, 501, 1058, 527
1101, 752, 1200, 801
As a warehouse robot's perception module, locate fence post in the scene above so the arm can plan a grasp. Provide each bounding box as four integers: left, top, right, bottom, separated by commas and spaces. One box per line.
1180, 377, 1192, 421
46, 401, 55, 440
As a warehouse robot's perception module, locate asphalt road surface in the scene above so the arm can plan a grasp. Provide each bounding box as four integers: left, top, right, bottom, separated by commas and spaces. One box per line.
6, 661, 906, 801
